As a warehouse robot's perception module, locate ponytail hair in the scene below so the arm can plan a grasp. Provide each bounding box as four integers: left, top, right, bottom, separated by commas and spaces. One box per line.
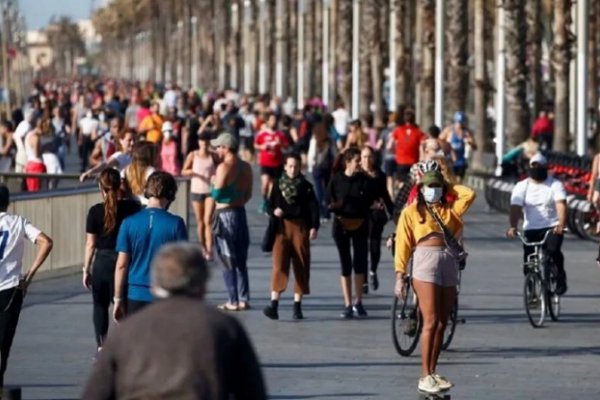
99, 168, 122, 233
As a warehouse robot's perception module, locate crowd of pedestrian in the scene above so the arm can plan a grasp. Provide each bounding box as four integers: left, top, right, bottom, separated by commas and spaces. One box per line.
0, 77, 492, 397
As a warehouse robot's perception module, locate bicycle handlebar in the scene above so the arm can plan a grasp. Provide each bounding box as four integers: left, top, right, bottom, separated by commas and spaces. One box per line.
515, 229, 553, 247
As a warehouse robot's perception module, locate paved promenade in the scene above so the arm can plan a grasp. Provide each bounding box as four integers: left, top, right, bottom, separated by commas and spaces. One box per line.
6, 173, 600, 399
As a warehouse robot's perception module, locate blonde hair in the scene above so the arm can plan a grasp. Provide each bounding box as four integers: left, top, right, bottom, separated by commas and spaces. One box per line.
126, 141, 156, 195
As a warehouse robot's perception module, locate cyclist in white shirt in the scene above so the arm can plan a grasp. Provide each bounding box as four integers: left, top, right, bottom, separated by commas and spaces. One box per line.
506, 153, 568, 294
0, 185, 53, 387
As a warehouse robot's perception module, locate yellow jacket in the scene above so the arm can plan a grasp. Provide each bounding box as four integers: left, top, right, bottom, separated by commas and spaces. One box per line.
394, 184, 476, 274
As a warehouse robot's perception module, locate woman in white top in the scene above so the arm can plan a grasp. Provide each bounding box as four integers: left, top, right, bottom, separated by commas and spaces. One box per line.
122, 141, 157, 206
79, 129, 135, 182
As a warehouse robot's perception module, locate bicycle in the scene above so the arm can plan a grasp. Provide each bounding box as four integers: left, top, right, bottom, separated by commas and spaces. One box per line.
515, 230, 561, 328
391, 263, 462, 357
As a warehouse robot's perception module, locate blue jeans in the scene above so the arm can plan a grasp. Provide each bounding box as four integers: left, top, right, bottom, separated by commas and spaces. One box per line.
312, 168, 331, 219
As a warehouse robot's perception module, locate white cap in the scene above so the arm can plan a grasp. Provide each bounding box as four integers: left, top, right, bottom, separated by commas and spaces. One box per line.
529, 153, 547, 166
161, 121, 173, 132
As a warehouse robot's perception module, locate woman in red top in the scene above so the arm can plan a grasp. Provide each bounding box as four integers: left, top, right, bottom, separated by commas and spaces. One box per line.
254, 112, 289, 213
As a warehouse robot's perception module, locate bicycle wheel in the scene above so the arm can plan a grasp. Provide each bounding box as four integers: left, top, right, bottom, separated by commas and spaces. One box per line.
441, 297, 458, 351
524, 272, 546, 328
391, 281, 422, 357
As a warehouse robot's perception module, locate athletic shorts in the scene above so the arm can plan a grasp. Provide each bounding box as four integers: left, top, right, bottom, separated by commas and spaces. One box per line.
412, 246, 458, 287
453, 165, 467, 179
261, 166, 283, 179
384, 159, 397, 177
395, 164, 412, 181
240, 136, 254, 151
191, 192, 210, 202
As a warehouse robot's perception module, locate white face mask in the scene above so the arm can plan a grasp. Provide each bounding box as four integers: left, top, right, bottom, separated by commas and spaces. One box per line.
421, 186, 443, 203
163, 130, 172, 140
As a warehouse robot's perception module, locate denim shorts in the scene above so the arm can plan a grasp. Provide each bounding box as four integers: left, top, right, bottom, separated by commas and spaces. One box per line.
412, 246, 459, 287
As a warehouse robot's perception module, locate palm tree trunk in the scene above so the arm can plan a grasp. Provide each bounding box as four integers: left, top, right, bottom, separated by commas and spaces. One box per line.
420, 0, 435, 129
393, 0, 409, 108
552, 0, 570, 152
446, 0, 469, 116
314, 1, 323, 100
304, 0, 314, 99
369, 2, 384, 126
182, 0, 192, 88
527, 0, 543, 117
472, 0, 488, 169
359, 1, 371, 119
504, 0, 530, 148
288, 0, 297, 100
336, 0, 352, 110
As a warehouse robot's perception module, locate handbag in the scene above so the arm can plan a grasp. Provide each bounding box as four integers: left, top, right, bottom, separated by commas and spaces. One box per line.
424, 203, 468, 268
261, 216, 279, 253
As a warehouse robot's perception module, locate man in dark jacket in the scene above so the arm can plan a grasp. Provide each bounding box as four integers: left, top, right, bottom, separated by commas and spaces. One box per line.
82, 242, 267, 400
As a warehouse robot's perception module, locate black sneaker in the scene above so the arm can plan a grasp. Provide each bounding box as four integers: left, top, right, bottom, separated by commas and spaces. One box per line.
362, 282, 369, 295
353, 302, 368, 318
263, 305, 279, 320
370, 272, 379, 291
340, 305, 354, 319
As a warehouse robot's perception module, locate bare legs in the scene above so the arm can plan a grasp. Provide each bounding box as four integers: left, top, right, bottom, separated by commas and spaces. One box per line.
412, 279, 456, 378
340, 273, 365, 307
192, 198, 214, 258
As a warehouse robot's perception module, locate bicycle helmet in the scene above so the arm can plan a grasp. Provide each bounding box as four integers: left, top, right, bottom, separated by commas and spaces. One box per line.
417, 160, 441, 174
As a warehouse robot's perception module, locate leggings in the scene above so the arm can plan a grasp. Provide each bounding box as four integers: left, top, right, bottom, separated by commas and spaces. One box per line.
368, 213, 387, 273
91, 249, 117, 347
332, 218, 368, 277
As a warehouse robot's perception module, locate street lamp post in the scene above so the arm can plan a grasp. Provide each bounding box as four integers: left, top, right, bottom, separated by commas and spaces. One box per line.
351, 0, 360, 119
258, 0, 267, 94
494, 3, 506, 176
434, 0, 445, 127
322, 0, 330, 108
389, 0, 397, 112
297, 0, 305, 108
244, 0, 252, 94
576, 0, 588, 156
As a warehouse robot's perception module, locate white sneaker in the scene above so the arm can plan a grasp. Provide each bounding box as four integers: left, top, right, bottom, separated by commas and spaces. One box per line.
432, 373, 453, 390
418, 375, 441, 394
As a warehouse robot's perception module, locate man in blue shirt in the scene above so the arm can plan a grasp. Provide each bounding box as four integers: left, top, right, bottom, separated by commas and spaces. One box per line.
113, 171, 188, 320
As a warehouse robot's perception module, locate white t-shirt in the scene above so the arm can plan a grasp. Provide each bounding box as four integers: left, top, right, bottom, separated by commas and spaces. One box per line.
108, 151, 132, 171
0, 212, 41, 291
510, 177, 567, 230
79, 117, 99, 136
332, 108, 350, 137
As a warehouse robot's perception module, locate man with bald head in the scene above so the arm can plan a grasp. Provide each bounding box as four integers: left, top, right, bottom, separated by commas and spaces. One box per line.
82, 243, 267, 400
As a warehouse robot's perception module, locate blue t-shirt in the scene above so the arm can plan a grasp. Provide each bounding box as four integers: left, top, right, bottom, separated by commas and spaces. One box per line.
116, 208, 188, 302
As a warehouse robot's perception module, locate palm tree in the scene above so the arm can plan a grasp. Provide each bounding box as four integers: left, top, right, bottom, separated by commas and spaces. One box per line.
527, 0, 543, 117
552, 0, 571, 152
504, 0, 530, 147
471, 0, 488, 169
446, 0, 469, 118
359, 1, 371, 118
336, 0, 352, 109
420, 0, 435, 129
46, 16, 86, 76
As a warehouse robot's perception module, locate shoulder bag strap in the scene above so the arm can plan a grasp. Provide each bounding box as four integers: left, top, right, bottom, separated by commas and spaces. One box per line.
424, 202, 462, 249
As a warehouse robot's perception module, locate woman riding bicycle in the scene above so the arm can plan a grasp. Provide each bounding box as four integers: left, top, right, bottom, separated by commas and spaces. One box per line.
394, 169, 475, 394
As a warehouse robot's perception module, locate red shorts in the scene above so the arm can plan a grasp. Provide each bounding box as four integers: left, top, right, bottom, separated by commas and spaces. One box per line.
25, 161, 46, 192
